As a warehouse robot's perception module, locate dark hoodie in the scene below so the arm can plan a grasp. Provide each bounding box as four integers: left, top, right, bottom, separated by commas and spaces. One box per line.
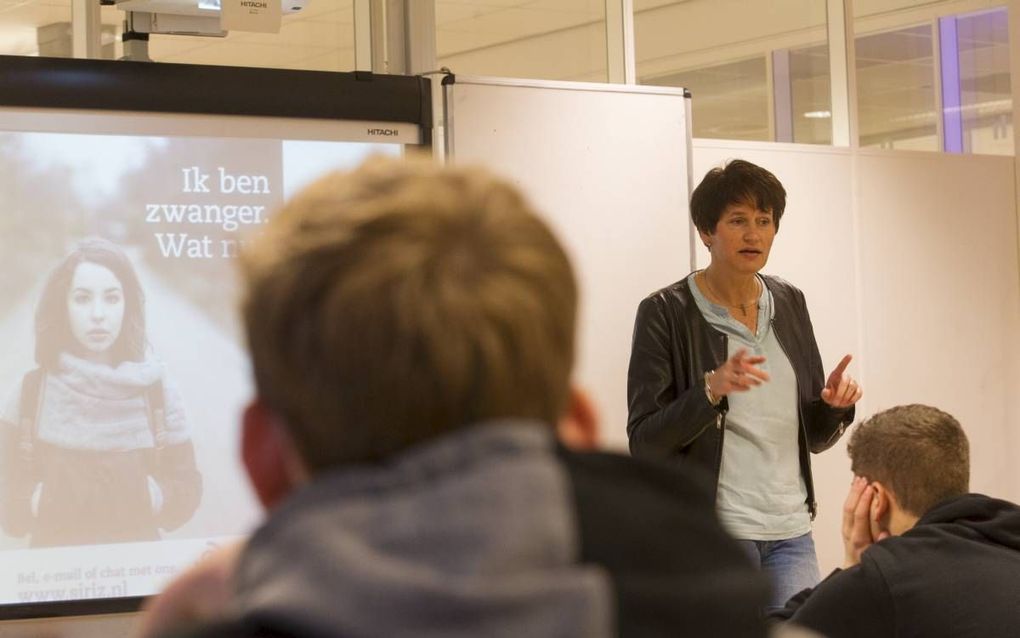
772, 493, 1020, 637
225, 421, 768, 638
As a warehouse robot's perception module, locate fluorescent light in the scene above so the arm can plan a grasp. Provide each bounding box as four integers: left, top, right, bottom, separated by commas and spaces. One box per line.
803, 110, 832, 119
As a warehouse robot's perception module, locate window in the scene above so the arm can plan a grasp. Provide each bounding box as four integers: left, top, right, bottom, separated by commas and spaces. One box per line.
781, 43, 832, 144
855, 1, 1012, 154
646, 57, 770, 141
954, 8, 1012, 155
635, 0, 830, 143
855, 24, 938, 150
436, 0, 609, 82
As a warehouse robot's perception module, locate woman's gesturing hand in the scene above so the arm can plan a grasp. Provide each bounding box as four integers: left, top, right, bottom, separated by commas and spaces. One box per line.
821, 354, 863, 408
707, 347, 770, 399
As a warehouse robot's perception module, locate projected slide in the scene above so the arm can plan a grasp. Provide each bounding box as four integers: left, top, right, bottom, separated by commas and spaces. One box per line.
0, 130, 401, 604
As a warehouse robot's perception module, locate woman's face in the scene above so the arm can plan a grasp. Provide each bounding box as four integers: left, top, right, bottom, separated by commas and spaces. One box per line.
699, 202, 776, 275
67, 261, 125, 358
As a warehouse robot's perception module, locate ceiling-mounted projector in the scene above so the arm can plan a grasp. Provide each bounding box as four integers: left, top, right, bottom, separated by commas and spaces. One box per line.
116, 0, 308, 35
117, 0, 308, 16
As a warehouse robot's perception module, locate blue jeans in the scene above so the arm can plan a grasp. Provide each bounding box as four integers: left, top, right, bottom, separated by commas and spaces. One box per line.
735, 532, 821, 613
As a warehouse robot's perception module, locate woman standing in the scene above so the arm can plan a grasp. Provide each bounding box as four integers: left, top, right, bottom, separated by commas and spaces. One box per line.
0, 237, 202, 547
627, 160, 861, 611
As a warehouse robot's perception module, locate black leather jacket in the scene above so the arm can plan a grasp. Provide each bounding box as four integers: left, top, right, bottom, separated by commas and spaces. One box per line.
626, 274, 853, 518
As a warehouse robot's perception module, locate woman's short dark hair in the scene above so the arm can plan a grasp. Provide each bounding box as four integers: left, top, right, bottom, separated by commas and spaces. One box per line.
690, 159, 786, 234
34, 237, 147, 369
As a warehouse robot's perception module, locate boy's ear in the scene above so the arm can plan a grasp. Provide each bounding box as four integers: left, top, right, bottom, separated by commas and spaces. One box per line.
241, 399, 306, 510
557, 385, 600, 450
869, 481, 893, 538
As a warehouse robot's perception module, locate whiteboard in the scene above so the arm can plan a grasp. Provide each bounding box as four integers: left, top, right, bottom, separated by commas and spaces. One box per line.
443, 76, 692, 450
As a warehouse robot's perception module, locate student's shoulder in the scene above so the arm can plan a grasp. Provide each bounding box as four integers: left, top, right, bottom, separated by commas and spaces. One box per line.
782, 560, 895, 638
557, 446, 770, 637
556, 445, 715, 512
553, 445, 738, 567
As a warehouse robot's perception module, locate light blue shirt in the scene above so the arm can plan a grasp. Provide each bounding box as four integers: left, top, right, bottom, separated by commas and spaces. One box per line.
688, 273, 810, 540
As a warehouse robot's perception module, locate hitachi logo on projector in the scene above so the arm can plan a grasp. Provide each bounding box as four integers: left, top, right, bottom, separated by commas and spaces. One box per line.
367, 128, 399, 137
240, 0, 267, 6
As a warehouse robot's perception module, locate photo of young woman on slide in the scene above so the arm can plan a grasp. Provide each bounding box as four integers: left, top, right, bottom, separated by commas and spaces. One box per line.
0, 237, 202, 547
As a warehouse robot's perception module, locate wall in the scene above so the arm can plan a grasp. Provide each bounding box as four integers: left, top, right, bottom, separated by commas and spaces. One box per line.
855, 149, 1020, 501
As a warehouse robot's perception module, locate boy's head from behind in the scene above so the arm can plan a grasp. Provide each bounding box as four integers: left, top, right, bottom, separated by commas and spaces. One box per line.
240, 156, 579, 481
849, 403, 969, 517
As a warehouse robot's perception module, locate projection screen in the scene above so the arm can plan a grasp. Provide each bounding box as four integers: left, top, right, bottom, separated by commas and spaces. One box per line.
0, 55, 430, 618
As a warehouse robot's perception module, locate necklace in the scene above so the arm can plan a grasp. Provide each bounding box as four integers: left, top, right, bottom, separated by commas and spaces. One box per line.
701, 271, 760, 318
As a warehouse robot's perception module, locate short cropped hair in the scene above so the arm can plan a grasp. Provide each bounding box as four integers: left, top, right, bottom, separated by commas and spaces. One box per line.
240, 156, 578, 471
848, 404, 969, 516
35, 237, 147, 370
690, 159, 786, 234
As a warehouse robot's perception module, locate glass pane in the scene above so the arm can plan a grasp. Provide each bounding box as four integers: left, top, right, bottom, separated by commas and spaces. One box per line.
789, 44, 832, 145
635, 0, 829, 144
854, 0, 1012, 154
957, 8, 1012, 155
855, 24, 937, 150
0, 0, 109, 58
646, 57, 769, 141
436, 0, 608, 82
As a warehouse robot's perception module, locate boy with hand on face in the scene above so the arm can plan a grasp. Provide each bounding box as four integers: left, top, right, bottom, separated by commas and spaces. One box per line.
772, 404, 1020, 637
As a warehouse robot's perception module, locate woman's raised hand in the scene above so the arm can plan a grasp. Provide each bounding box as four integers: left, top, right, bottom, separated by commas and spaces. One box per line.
821, 354, 863, 408
707, 348, 770, 399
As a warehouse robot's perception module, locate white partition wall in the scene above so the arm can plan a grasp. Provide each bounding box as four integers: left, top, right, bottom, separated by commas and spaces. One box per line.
856, 150, 1020, 504
444, 77, 693, 450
